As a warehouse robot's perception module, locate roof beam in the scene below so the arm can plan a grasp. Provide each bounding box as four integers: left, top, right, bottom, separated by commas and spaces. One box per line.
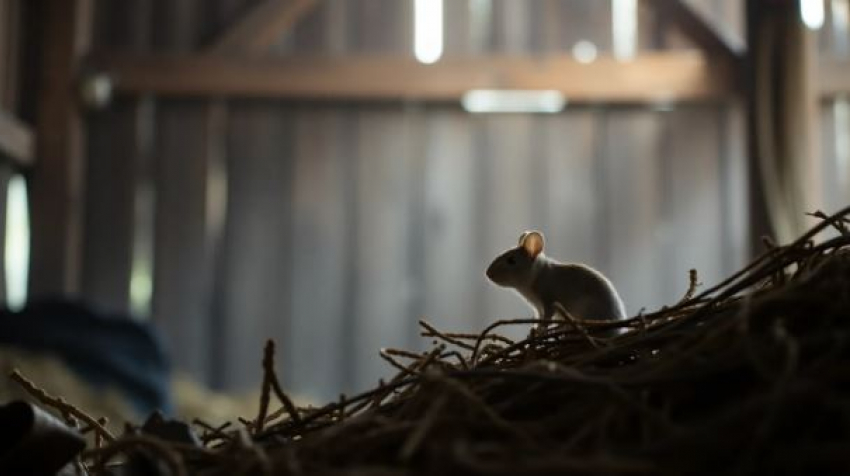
90, 52, 738, 103
0, 109, 33, 167
206, 0, 317, 54
648, 0, 744, 64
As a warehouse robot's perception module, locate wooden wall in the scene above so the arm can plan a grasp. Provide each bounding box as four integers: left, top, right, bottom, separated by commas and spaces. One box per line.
0, 0, 27, 303
84, 0, 750, 401
821, 1, 850, 215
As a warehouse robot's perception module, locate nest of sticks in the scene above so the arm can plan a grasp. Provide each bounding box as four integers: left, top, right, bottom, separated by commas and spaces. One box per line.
14, 207, 850, 475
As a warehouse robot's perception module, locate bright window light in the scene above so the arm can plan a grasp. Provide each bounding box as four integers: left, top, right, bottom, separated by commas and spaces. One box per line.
461, 90, 566, 114
612, 0, 638, 61
415, 0, 443, 64
5, 174, 29, 311
129, 185, 154, 319
801, 0, 825, 30
572, 40, 598, 64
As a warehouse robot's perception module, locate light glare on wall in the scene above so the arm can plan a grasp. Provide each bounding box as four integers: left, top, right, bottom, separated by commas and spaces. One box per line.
414, 0, 444, 64
461, 90, 566, 114
612, 0, 638, 61
572, 40, 598, 64
800, 0, 826, 30
5, 174, 29, 311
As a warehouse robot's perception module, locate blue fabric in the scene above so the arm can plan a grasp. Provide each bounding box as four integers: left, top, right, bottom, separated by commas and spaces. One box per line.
0, 299, 173, 416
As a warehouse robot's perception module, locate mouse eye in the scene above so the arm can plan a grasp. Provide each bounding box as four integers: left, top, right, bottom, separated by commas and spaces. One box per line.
506, 256, 516, 265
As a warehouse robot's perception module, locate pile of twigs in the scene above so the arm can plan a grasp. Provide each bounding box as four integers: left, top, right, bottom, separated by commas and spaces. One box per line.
16, 207, 850, 475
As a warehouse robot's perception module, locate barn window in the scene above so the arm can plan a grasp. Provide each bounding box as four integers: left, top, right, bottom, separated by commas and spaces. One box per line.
5, 174, 29, 311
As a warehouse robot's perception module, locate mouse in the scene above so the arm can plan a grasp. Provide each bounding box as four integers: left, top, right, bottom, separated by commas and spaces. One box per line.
485, 230, 627, 324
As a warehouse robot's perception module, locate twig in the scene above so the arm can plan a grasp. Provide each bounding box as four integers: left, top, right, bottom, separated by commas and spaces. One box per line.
9, 370, 115, 443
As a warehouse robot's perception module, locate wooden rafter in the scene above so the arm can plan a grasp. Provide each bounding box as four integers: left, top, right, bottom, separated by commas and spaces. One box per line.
207, 0, 317, 54
91, 52, 738, 103
0, 109, 32, 166
648, 0, 744, 64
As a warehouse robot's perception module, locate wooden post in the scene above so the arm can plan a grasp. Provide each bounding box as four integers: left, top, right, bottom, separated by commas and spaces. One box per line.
745, 0, 821, 252
28, 0, 93, 298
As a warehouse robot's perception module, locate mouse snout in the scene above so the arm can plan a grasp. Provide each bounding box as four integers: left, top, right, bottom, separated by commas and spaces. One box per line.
485, 261, 506, 286
485, 263, 496, 282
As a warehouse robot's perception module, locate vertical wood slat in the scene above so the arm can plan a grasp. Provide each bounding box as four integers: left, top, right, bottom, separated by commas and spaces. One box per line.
421, 109, 478, 336
28, 0, 94, 299
216, 101, 294, 390
350, 0, 412, 54
82, 100, 142, 313
0, 0, 22, 111
663, 106, 725, 302
289, 107, 350, 399
719, 104, 749, 273
0, 0, 15, 304
151, 100, 215, 379
83, 0, 153, 316
0, 0, 7, 103
543, 112, 601, 270
480, 115, 536, 338
352, 108, 415, 391
603, 111, 663, 313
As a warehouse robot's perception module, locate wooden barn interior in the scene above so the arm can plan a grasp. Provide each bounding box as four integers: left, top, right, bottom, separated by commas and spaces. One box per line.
1, 0, 850, 473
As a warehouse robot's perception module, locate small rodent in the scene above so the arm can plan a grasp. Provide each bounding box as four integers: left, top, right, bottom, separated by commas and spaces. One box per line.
486, 230, 627, 323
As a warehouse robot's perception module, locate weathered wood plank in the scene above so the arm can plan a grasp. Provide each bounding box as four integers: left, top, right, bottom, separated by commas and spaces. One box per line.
151, 101, 214, 379
648, 0, 745, 62
0, 110, 32, 166
602, 111, 663, 313
421, 109, 478, 337
81, 100, 141, 313
92, 52, 738, 102
663, 106, 725, 303
351, 108, 415, 391
288, 107, 350, 400
207, 0, 317, 54
542, 112, 601, 271
215, 101, 294, 390
28, 0, 93, 298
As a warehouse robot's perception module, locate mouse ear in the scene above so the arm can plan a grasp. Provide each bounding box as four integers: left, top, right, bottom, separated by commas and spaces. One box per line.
520, 231, 544, 257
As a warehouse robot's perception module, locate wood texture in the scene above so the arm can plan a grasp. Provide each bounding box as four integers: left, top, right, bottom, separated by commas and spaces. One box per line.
215, 102, 294, 390
151, 101, 215, 379
421, 110, 478, 340
81, 100, 142, 313
288, 108, 351, 398
28, 0, 93, 298
649, 0, 745, 61
75, 0, 754, 398
92, 52, 738, 102
207, 0, 317, 54
603, 111, 664, 313
0, 110, 32, 166
352, 108, 416, 390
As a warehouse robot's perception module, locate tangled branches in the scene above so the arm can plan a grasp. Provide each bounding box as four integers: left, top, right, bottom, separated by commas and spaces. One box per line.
15, 206, 850, 475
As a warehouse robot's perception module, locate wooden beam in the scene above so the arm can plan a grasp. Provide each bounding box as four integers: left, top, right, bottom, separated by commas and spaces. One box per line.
0, 109, 32, 166
28, 0, 93, 298
91, 52, 738, 103
649, 0, 744, 64
207, 0, 317, 54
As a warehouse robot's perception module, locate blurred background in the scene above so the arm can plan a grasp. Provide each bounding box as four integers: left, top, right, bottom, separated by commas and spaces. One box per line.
0, 0, 848, 422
